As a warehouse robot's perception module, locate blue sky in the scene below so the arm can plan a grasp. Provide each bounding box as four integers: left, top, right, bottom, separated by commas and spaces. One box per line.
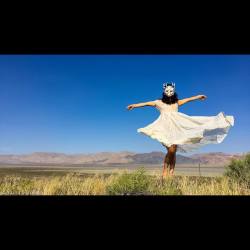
0, 55, 249, 155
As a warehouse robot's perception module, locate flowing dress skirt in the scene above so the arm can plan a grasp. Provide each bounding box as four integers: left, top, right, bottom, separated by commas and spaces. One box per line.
137, 111, 234, 153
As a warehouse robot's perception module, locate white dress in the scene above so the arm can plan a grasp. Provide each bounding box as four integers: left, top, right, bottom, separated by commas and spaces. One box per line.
137, 100, 234, 153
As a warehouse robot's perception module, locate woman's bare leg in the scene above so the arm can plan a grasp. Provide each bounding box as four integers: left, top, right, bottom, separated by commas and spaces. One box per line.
169, 145, 177, 176
162, 150, 170, 178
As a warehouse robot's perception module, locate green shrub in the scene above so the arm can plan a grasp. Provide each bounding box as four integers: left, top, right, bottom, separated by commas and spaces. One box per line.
225, 153, 250, 187
106, 168, 151, 195
149, 177, 182, 195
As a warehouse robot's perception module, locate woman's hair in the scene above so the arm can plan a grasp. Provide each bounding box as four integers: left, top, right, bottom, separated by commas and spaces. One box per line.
158, 92, 179, 104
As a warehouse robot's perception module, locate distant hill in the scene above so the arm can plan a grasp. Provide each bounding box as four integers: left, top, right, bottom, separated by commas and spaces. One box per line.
125, 151, 199, 164
0, 151, 246, 166
190, 152, 244, 165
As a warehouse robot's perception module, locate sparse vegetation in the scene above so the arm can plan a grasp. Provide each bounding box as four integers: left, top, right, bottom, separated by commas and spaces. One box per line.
0, 166, 250, 195
107, 168, 151, 195
224, 153, 250, 188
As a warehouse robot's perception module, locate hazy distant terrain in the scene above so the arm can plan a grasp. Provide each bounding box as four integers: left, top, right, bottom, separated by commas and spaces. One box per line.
0, 151, 245, 166
0, 152, 249, 195
0, 151, 246, 177
0, 164, 226, 177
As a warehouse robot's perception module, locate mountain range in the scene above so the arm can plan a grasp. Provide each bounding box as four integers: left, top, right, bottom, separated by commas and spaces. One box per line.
0, 151, 245, 166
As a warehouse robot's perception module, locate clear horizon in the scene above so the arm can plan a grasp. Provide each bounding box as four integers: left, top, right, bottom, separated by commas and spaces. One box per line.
1, 55, 249, 155
0, 150, 247, 157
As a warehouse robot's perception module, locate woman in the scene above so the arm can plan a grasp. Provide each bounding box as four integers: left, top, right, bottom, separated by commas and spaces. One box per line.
126, 82, 234, 177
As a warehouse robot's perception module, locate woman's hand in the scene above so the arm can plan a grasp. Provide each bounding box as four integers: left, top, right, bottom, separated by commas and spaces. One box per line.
126, 104, 135, 110
198, 95, 207, 100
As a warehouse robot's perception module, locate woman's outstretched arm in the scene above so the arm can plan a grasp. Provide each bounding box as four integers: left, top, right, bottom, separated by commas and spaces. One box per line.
126, 101, 156, 110
178, 95, 207, 106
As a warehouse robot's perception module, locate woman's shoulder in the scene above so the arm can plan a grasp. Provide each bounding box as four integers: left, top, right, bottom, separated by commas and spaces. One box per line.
153, 99, 163, 106
155, 99, 167, 103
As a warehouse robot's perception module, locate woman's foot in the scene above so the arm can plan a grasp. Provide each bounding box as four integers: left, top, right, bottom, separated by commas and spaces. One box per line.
161, 170, 168, 185
169, 169, 174, 176
162, 169, 168, 178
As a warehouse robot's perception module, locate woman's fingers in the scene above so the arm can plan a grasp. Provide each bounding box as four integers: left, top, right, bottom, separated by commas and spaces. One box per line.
126, 105, 134, 110
200, 95, 207, 100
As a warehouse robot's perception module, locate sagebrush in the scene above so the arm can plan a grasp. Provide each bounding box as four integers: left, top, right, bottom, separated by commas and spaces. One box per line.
0, 167, 249, 195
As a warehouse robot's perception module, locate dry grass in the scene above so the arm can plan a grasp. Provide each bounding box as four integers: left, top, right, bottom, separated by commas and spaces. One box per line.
0, 169, 249, 195
174, 175, 249, 195
0, 173, 116, 195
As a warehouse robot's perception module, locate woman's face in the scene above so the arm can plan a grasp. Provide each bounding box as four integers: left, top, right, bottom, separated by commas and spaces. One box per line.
164, 85, 175, 97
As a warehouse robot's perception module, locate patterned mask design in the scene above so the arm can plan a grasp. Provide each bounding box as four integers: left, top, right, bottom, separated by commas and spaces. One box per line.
163, 82, 175, 97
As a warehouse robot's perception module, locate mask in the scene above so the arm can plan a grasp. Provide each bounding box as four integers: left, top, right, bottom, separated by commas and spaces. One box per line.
163, 82, 175, 97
